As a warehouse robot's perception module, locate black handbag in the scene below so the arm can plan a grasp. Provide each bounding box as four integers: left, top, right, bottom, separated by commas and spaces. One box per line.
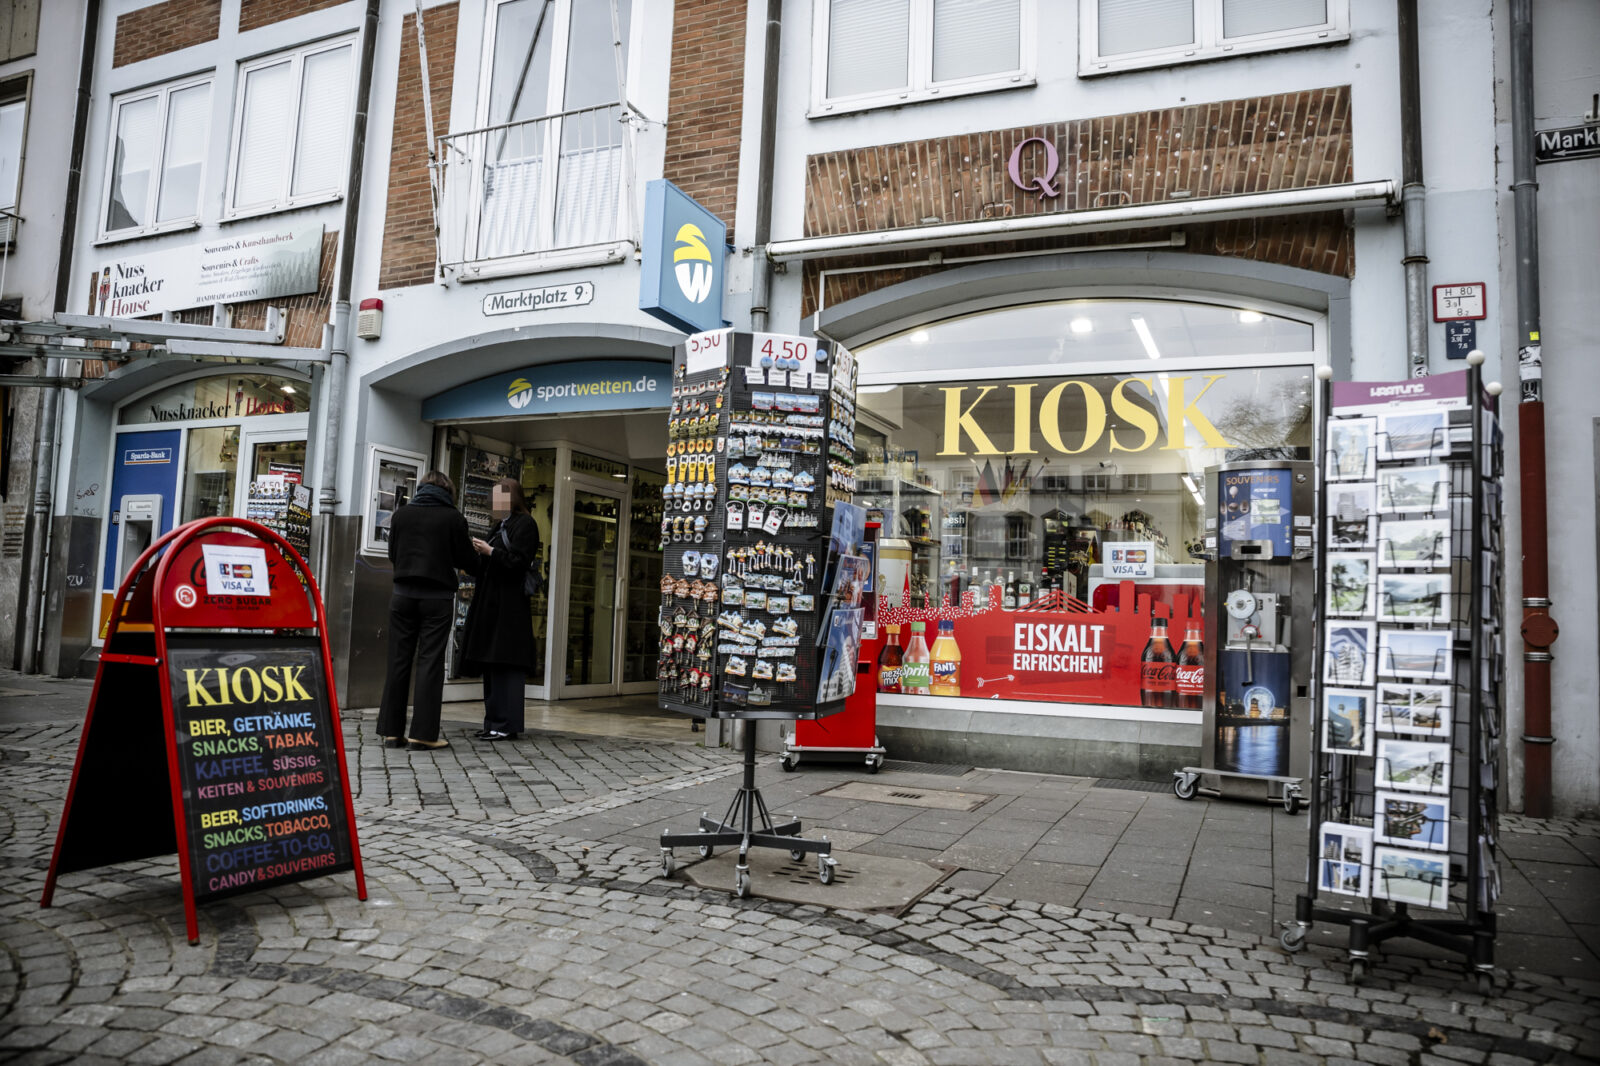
499, 525, 543, 597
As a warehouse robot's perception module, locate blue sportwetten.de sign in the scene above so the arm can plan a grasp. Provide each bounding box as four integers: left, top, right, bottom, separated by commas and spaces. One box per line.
639, 179, 727, 335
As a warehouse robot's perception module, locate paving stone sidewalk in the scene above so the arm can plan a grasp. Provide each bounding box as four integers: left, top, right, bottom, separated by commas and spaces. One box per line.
1, 674, 1597, 1065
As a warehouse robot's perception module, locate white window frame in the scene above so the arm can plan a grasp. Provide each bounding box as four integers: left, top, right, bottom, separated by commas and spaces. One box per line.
97, 73, 213, 243
0, 76, 29, 245
810, 0, 1036, 118
1079, 0, 1348, 76
224, 37, 356, 221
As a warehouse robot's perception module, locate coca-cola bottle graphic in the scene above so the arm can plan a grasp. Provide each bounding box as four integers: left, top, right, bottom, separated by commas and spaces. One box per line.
1175, 622, 1204, 710
1140, 616, 1177, 708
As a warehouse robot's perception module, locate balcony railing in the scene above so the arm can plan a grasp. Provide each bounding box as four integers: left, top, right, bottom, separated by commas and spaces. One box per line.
436, 102, 637, 274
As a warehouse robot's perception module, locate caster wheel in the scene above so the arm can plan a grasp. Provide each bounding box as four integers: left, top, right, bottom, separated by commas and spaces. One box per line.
1280, 926, 1307, 954
1476, 972, 1494, 996
1349, 959, 1368, 985
789, 849, 805, 863
734, 868, 750, 899
698, 843, 713, 859
867, 758, 881, 774
1173, 775, 1198, 801
1283, 792, 1302, 815
660, 850, 674, 877
818, 858, 835, 885
781, 756, 796, 773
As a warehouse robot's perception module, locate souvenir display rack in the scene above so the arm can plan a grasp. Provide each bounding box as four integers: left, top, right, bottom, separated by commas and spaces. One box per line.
246, 478, 311, 557
656, 331, 859, 898
1286, 361, 1503, 990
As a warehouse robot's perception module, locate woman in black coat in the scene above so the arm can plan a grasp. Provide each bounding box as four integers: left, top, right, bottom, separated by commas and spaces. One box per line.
460, 477, 540, 740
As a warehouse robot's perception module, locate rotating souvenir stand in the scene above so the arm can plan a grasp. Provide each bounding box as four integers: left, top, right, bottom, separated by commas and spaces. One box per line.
656, 330, 859, 897
1285, 364, 1503, 991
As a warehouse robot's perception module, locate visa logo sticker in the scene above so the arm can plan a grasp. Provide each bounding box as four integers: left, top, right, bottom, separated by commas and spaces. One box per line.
1106, 542, 1155, 579
200, 544, 271, 598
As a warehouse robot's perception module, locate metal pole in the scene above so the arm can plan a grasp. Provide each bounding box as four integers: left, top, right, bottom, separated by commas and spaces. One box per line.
1509, 0, 1555, 818
1398, 0, 1429, 378
749, 0, 782, 331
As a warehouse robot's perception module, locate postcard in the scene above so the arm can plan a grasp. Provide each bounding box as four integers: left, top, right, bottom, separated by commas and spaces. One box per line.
1378, 464, 1451, 514
1377, 572, 1450, 624
1327, 552, 1375, 617
1377, 683, 1452, 737
1324, 621, 1376, 687
1380, 517, 1451, 568
1328, 483, 1378, 549
1318, 821, 1372, 897
1378, 627, 1452, 682
1373, 846, 1450, 909
1375, 738, 1451, 795
1322, 688, 1374, 757
817, 607, 864, 702
1375, 790, 1450, 852
1379, 409, 1450, 461
1327, 417, 1377, 481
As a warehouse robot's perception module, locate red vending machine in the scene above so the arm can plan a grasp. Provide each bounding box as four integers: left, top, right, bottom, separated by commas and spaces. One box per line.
783, 522, 887, 771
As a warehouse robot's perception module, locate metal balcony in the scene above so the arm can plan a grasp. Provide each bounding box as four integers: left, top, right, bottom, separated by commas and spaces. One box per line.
436, 102, 638, 275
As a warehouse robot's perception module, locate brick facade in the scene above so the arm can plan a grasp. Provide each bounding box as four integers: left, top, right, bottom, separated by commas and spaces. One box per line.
112, 0, 221, 68
662, 0, 747, 231
239, 0, 347, 33
378, 4, 457, 291
801, 86, 1354, 316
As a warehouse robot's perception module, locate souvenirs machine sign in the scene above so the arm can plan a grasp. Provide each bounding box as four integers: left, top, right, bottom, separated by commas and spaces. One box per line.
41, 518, 365, 944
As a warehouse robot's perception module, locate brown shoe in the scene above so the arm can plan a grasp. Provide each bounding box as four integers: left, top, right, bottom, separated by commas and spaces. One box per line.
407, 737, 450, 751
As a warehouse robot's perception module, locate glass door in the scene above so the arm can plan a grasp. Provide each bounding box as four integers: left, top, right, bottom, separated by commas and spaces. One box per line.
621, 468, 664, 692
560, 486, 623, 696
238, 425, 311, 557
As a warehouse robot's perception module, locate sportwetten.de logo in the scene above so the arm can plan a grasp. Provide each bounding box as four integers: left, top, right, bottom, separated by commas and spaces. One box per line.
673, 223, 714, 304
507, 377, 534, 409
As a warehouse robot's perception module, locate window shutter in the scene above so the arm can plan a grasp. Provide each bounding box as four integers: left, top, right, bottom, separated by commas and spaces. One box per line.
157, 83, 209, 223
233, 60, 294, 209
1096, 0, 1194, 57
932, 0, 1020, 82
1222, 0, 1327, 37
292, 45, 354, 197
108, 95, 160, 231
827, 0, 910, 99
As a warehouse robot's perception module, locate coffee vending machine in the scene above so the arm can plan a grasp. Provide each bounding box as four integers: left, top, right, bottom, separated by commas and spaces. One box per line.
1174, 460, 1315, 810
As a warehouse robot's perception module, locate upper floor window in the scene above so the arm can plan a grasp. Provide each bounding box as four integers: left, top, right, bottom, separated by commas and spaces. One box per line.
1081, 0, 1347, 75
227, 38, 355, 218
813, 0, 1033, 116
0, 80, 26, 243
102, 76, 212, 239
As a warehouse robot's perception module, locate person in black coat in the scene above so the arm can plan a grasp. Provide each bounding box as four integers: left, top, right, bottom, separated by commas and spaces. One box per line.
377, 471, 479, 751
460, 476, 540, 740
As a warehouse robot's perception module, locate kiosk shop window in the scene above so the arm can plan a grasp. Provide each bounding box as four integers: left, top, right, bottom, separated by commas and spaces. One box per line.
181, 426, 240, 523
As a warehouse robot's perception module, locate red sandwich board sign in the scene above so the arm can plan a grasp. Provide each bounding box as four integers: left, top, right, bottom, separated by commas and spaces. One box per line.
41, 517, 365, 943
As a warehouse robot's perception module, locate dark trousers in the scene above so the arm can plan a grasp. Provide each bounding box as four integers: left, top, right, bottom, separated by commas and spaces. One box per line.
482, 666, 526, 735
377, 594, 454, 743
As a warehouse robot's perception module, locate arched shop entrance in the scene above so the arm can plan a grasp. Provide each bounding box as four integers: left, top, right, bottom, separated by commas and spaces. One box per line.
96, 370, 312, 640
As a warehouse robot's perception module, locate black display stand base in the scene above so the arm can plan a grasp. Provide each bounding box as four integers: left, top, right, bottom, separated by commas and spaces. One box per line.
659, 725, 838, 897
1284, 895, 1497, 993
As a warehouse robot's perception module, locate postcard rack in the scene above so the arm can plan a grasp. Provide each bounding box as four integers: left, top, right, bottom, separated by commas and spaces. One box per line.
655, 331, 862, 898
1286, 361, 1503, 991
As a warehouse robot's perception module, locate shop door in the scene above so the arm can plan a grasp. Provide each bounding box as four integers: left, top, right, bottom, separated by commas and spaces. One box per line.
239, 426, 312, 558
559, 486, 624, 698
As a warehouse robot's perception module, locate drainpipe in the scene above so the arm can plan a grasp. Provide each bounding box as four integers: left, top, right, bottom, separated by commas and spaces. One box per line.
1398, 0, 1429, 377
21, 0, 100, 674
315, 0, 380, 590
1509, 0, 1554, 818
748, 0, 781, 332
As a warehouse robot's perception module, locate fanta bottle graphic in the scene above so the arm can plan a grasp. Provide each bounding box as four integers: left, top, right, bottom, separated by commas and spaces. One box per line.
930, 619, 962, 696
902, 622, 932, 694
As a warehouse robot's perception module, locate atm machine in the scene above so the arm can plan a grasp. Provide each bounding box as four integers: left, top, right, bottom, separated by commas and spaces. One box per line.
113, 495, 163, 588
1174, 461, 1315, 811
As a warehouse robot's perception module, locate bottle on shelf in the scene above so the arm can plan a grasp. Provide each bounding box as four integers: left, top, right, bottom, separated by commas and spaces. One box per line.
1002, 571, 1018, 611
930, 620, 962, 697
902, 622, 932, 694
1176, 622, 1204, 710
1140, 616, 1177, 709
878, 625, 904, 694
1016, 570, 1034, 610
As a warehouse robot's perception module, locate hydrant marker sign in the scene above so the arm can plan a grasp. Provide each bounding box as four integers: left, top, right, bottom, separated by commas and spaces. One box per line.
200, 544, 271, 597
165, 636, 354, 901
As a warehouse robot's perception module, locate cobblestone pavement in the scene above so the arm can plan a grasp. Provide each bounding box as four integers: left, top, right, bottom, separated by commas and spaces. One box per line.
2, 686, 1598, 1064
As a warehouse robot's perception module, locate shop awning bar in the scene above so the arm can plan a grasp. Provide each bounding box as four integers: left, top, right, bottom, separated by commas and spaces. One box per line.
765, 180, 1397, 263
47, 307, 287, 345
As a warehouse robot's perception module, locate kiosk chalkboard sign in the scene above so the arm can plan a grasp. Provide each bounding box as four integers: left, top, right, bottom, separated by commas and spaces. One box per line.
42, 518, 365, 943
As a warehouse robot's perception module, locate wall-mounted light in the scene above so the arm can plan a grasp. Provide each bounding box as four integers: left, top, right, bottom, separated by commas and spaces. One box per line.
909, 329, 931, 344
1069, 317, 1093, 334
281, 384, 296, 394
1238, 310, 1264, 324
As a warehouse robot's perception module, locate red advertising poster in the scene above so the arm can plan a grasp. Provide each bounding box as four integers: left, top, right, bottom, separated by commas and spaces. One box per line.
879, 582, 1203, 707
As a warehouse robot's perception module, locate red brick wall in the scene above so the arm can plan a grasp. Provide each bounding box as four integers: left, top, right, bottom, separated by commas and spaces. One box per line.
801, 86, 1355, 315
113, 0, 221, 68
662, 0, 747, 231
239, 0, 347, 33
378, 4, 458, 290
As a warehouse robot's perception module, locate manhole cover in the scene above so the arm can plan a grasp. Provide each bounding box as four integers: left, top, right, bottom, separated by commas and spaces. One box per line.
820, 780, 992, 811
680, 847, 947, 911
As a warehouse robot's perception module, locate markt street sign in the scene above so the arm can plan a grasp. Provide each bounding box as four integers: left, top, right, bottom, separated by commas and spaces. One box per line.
1535, 123, 1600, 164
